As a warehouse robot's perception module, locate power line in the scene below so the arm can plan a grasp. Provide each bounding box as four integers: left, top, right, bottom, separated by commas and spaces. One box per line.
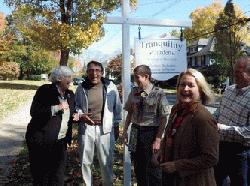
188, 17, 250, 41
151, 0, 184, 17
138, 0, 172, 6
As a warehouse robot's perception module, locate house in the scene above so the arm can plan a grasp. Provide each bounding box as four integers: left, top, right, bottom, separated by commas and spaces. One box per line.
187, 37, 250, 69
187, 37, 216, 68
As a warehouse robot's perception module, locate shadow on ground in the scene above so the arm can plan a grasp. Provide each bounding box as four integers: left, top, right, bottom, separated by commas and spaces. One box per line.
0, 83, 39, 90
4, 127, 131, 186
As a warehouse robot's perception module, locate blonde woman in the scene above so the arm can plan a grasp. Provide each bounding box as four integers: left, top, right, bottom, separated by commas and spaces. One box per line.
153, 68, 219, 186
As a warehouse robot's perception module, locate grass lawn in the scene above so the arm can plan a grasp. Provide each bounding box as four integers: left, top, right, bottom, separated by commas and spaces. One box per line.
0, 80, 47, 120
0, 80, 77, 120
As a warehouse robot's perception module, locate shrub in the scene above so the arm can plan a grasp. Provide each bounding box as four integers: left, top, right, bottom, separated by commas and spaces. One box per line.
0, 61, 20, 80
27, 75, 41, 81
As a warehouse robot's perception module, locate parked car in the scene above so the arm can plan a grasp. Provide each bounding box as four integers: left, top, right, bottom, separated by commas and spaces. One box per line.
73, 77, 84, 85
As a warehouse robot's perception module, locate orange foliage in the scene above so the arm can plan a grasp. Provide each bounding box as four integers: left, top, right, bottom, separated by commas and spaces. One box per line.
0, 61, 20, 80
0, 12, 6, 33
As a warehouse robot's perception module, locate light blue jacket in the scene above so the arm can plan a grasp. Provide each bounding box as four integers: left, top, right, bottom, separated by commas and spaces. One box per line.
75, 78, 122, 134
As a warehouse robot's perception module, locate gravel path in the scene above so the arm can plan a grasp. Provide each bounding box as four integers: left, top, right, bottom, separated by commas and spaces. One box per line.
0, 99, 32, 184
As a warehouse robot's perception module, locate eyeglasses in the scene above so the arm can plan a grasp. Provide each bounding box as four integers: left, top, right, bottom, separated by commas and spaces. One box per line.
87, 69, 102, 73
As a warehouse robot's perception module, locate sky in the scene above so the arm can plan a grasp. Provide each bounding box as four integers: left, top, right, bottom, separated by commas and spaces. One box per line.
1, 0, 250, 63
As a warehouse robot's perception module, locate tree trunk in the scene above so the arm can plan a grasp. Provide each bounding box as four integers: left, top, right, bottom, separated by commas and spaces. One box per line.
60, 48, 70, 66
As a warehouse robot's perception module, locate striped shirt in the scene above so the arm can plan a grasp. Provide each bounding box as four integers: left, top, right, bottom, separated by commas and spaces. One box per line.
214, 85, 250, 146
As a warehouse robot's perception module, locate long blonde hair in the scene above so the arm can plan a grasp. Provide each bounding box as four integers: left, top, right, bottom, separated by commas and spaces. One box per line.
177, 68, 214, 105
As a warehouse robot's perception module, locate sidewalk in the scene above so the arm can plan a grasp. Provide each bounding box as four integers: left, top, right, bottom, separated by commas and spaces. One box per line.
0, 99, 32, 184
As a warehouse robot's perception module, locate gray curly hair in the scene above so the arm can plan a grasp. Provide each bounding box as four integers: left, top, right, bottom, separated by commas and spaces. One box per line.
49, 66, 73, 84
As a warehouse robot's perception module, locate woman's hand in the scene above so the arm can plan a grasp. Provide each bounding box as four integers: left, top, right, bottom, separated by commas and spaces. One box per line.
59, 100, 69, 111
151, 151, 161, 167
152, 138, 161, 153
160, 161, 176, 173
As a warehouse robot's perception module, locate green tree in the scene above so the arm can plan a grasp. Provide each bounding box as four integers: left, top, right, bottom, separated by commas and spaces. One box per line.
8, 40, 58, 79
200, 53, 230, 89
4, 0, 137, 66
214, 0, 248, 83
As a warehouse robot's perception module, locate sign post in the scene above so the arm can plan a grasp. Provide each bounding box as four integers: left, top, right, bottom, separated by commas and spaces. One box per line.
105, 1, 191, 185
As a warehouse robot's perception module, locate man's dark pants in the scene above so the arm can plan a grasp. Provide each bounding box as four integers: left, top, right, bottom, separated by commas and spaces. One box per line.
215, 142, 249, 186
130, 125, 162, 186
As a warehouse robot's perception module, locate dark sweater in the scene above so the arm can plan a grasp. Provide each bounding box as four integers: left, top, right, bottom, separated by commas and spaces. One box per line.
25, 84, 75, 146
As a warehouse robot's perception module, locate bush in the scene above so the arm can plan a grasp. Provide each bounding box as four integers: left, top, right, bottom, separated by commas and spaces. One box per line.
27, 75, 41, 81
0, 61, 20, 80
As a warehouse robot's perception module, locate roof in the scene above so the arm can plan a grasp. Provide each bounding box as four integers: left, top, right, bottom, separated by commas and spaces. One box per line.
190, 38, 209, 46
188, 37, 215, 57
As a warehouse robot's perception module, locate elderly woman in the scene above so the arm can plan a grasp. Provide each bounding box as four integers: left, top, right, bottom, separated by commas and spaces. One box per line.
25, 66, 75, 185
153, 68, 219, 186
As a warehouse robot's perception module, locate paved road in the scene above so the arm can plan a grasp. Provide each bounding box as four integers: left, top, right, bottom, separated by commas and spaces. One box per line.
0, 99, 32, 184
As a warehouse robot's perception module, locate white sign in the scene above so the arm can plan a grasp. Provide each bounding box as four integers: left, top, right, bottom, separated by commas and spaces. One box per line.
135, 37, 187, 81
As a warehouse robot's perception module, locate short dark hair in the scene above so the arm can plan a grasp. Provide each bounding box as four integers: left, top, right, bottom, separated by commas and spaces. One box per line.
87, 60, 104, 72
134, 65, 151, 79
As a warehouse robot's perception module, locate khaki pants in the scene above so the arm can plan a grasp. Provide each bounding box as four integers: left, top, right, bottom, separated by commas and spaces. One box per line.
78, 125, 115, 186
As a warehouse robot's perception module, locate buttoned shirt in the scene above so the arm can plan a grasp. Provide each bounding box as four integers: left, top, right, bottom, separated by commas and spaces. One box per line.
124, 83, 170, 127
214, 85, 250, 146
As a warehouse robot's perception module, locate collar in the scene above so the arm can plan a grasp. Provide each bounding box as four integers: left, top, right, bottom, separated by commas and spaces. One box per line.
235, 85, 250, 96
172, 101, 200, 117
143, 83, 154, 95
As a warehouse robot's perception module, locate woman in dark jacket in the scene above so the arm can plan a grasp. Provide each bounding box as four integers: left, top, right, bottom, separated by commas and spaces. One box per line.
153, 68, 219, 186
25, 66, 75, 185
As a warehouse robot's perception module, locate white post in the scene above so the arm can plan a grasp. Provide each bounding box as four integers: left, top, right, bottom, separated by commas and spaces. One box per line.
122, 1, 131, 186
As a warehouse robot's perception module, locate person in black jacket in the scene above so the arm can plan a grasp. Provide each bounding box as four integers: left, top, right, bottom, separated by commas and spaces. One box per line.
25, 66, 75, 185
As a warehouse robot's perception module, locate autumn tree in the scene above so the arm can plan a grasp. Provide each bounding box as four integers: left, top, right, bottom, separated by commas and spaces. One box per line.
0, 12, 6, 33
0, 14, 58, 79
4, 0, 137, 66
214, 0, 249, 83
170, 29, 180, 38
0, 12, 11, 61
107, 54, 122, 83
0, 61, 20, 80
184, 1, 223, 42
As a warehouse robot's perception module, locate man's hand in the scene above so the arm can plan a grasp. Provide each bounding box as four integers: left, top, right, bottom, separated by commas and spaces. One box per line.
79, 113, 95, 125
72, 113, 80, 121
217, 123, 231, 130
